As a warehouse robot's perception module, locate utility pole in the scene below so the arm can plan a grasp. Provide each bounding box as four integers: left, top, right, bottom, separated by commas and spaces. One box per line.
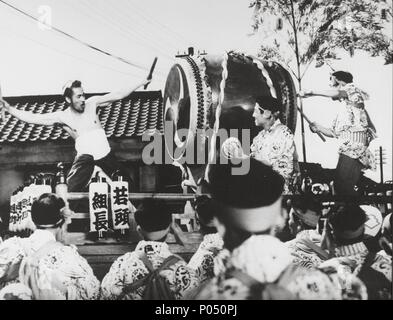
375, 146, 388, 214
375, 146, 387, 184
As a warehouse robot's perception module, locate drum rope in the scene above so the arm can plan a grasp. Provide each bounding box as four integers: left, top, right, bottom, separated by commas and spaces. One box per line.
208, 52, 229, 164
251, 56, 277, 99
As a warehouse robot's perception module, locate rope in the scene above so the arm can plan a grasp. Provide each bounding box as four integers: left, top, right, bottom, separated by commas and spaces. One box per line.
250, 56, 277, 98
208, 52, 229, 164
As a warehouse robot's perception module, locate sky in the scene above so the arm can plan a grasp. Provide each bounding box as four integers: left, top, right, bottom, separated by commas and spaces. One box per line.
0, 0, 392, 182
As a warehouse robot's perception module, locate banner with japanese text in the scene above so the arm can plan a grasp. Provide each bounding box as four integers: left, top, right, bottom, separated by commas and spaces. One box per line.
89, 181, 109, 233
110, 181, 130, 230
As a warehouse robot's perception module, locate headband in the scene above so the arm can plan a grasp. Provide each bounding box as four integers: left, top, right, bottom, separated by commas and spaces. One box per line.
35, 217, 65, 230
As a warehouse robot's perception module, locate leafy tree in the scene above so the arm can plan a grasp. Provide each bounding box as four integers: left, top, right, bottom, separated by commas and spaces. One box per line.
249, 0, 392, 161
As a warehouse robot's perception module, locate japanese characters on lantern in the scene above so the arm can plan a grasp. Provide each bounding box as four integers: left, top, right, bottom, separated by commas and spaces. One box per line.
89, 177, 109, 236
110, 180, 130, 231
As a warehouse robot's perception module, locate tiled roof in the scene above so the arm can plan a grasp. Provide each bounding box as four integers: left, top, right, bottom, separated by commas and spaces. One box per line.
0, 91, 163, 143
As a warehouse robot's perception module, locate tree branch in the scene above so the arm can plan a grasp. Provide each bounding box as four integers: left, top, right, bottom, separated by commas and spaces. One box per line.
300, 55, 316, 80
272, 29, 297, 56
287, 64, 300, 81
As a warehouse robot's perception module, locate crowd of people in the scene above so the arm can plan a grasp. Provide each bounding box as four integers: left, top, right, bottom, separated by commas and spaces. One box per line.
0, 156, 391, 300
0, 61, 390, 300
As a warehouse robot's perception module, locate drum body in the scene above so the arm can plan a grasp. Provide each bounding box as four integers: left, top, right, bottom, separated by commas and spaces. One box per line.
163, 52, 297, 181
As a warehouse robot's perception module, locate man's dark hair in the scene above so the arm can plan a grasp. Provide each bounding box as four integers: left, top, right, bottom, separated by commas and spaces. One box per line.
328, 204, 367, 245
207, 158, 284, 250
290, 194, 322, 215
329, 204, 367, 232
63, 80, 82, 100
31, 193, 66, 228
290, 211, 315, 231
134, 199, 172, 232
193, 195, 217, 235
332, 71, 353, 84
208, 157, 284, 209
255, 95, 281, 113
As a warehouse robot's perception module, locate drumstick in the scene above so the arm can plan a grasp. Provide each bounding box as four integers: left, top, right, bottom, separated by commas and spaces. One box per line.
296, 106, 326, 142
0, 83, 6, 122
144, 57, 158, 90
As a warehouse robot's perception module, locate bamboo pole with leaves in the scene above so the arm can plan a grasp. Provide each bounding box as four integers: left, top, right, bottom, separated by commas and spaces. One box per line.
289, 0, 307, 162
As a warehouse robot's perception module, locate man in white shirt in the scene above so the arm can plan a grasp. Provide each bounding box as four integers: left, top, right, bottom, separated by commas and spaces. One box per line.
0, 76, 151, 191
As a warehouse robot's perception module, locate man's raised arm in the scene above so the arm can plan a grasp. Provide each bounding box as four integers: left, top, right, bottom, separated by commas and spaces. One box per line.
88, 77, 151, 106
299, 89, 347, 100
0, 98, 62, 126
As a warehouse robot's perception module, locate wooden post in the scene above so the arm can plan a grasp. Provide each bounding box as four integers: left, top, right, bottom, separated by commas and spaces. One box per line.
55, 163, 68, 205
139, 165, 158, 192
379, 146, 384, 184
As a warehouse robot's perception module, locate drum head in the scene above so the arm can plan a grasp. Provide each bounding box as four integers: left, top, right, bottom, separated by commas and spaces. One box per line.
163, 53, 298, 166
163, 57, 204, 162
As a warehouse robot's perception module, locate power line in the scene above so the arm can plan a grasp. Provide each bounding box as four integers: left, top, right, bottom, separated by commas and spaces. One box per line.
51, 0, 169, 78
0, 0, 150, 72
73, 0, 173, 79
78, 0, 174, 62
98, 0, 180, 52
127, 0, 190, 48
0, 28, 146, 79
111, 0, 185, 52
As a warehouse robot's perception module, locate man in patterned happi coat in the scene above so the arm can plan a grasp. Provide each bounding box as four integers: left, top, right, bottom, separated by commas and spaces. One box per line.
285, 194, 328, 269
187, 195, 224, 284
300, 71, 376, 195
250, 96, 300, 194
100, 199, 200, 300
1, 193, 100, 300
319, 204, 391, 300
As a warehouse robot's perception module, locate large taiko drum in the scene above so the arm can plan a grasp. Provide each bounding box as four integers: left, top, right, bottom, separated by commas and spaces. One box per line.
163, 51, 297, 181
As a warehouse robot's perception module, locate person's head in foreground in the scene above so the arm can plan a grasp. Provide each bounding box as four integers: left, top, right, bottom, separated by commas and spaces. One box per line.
324, 204, 368, 248
31, 193, 70, 243
207, 157, 286, 251
288, 194, 322, 236
134, 199, 172, 242
193, 195, 218, 235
